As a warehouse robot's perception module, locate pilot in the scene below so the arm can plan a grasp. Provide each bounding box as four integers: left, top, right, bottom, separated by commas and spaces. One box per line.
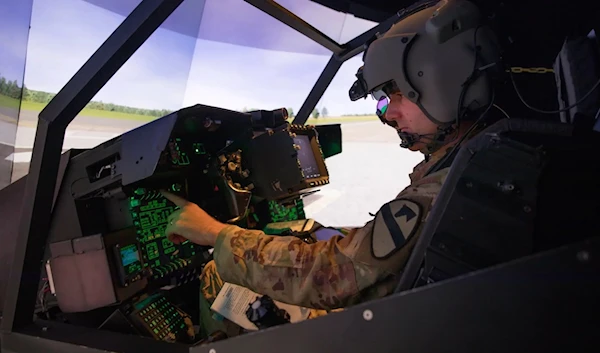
163, 0, 503, 338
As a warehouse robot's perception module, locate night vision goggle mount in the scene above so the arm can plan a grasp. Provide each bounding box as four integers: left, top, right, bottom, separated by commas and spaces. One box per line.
348, 62, 389, 102
348, 66, 369, 101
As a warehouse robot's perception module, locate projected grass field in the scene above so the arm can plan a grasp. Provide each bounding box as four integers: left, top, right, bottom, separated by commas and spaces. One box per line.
0, 94, 377, 125
0, 95, 20, 110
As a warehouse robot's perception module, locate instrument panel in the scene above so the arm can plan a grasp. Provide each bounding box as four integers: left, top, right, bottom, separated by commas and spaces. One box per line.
41, 105, 340, 344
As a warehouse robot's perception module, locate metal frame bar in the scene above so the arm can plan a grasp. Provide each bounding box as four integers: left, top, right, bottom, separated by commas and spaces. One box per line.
291, 11, 408, 125
243, 0, 344, 54
1, 0, 185, 333
293, 55, 343, 124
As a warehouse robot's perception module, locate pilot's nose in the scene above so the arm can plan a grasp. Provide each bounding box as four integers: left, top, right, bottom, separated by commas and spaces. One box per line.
383, 95, 403, 124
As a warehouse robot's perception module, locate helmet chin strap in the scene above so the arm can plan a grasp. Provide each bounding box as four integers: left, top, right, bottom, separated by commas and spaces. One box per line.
397, 125, 457, 154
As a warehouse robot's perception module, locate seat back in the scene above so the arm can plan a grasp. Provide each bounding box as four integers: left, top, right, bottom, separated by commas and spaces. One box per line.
396, 118, 600, 291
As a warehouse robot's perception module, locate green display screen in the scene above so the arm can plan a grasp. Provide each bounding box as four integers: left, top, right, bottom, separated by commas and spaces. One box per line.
268, 198, 306, 223
129, 187, 197, 273
120, 244, 142, 276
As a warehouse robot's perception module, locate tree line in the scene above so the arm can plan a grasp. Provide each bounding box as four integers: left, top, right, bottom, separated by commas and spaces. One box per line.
2, 74, 372, 118
241, 106, 330, 119
0, 75, 173, 118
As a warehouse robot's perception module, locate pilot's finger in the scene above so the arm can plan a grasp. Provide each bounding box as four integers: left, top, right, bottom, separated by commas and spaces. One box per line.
168, 233, 186, 245
164, 220, 186, 243
161, 190, 189, 207
167, 209, 182, 223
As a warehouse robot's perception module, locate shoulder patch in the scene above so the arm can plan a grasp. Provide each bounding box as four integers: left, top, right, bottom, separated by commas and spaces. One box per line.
371, 198, 422, 259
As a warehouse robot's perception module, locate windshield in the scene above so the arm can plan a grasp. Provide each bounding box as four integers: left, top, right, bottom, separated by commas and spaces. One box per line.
1, 0, 422, 227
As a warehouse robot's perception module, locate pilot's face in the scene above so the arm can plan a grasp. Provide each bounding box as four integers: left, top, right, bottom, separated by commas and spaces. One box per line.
381, 92, 439, 153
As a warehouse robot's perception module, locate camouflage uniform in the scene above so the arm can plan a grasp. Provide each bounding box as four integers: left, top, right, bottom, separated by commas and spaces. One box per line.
198, 144, 455, 337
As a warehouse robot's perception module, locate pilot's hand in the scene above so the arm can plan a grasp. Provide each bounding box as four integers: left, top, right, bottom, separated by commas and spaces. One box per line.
161, 190, 226, 247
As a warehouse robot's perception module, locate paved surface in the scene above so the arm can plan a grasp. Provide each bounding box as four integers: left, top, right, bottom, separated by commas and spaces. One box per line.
1, 111, 424, 227
0, 107, 18, 124
0, 144, 14, 190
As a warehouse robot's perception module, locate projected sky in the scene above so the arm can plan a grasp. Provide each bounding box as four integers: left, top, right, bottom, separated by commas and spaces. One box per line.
6, 0, 380, 116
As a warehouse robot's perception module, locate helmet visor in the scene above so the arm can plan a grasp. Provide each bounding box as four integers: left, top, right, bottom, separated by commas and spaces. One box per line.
376, 96, 397, 127
376, 96, 388, 117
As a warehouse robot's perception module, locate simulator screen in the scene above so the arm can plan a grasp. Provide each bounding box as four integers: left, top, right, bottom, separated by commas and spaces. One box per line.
294, 135, 320, 179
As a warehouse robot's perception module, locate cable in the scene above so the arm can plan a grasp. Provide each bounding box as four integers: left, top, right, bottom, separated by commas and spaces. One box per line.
455, 25, 483, 132
37, 280, 49, 313
493, 103, 511, 119
510, 70, 600, 114
429, 87, 496, 175
427, 25, 494, 174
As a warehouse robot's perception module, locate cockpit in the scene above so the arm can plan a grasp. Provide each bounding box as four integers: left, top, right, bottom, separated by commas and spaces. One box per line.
0, 0, 598, 352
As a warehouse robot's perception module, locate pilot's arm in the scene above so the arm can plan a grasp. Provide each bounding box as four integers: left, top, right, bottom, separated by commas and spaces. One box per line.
207, 169, 448, 310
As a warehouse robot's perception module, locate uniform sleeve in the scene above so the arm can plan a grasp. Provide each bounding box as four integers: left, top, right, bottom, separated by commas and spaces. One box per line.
213, 169, 449, 310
